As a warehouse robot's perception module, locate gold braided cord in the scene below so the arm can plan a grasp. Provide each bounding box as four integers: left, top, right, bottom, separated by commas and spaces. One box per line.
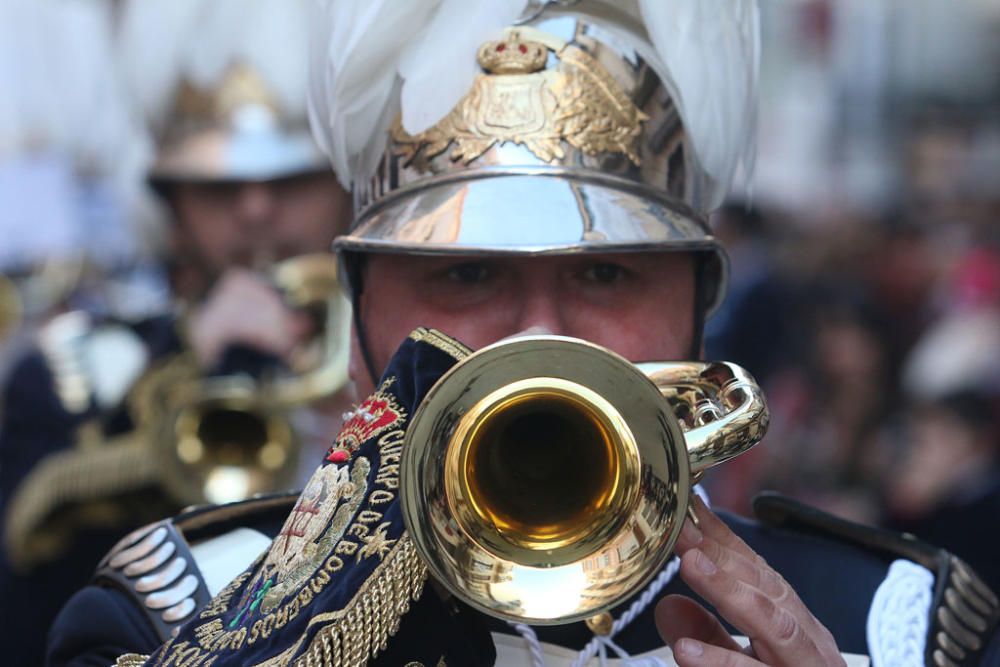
4, 438, 159, 569
4, 352, 201, 570
407, 328, 471, 362
113, 654, 151, 667
251, 534, 427, 667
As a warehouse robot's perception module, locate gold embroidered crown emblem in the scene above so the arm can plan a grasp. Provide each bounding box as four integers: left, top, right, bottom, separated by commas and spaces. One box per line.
476, 33, 547, 74
393, 26, 649, 168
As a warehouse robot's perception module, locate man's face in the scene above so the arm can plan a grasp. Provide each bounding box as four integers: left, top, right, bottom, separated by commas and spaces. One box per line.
352, 252, 697, 395
169, 172, 351, 276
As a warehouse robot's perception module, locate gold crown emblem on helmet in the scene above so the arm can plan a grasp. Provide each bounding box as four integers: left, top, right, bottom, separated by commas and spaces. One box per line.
476, 32, 547, 74
393, 27, 649, 169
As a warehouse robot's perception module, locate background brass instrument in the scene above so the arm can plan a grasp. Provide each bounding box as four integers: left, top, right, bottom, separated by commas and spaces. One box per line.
0, 273, 22, 341
4, 254, 351, 569
401, 335, 768, 625
268, 253, 351, 405
115, 252, 351, 507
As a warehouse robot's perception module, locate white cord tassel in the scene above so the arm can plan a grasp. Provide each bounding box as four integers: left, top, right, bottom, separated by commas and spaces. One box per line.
510, 622, 547, 667
570, 557, 681, 667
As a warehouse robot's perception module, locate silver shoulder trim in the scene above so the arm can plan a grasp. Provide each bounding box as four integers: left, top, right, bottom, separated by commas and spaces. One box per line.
96, 519, 210, 642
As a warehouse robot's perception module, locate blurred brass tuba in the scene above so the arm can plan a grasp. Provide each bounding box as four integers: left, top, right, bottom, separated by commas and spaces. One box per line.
401, 335, 767, 625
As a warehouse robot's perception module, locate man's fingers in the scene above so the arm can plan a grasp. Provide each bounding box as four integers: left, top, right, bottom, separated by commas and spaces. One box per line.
672, 503, 846, 666
671, 638, 766, 667
655, 595, 744, 653
689, 495, 767, 567
674, 514, 704, 553
673, 509, 789, 605
678, 547, 845, 667
696, 536, 790, 601
189, 267, 306, 365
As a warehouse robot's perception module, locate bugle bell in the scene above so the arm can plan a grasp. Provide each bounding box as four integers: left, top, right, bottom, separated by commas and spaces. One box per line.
400, 335, 768, 625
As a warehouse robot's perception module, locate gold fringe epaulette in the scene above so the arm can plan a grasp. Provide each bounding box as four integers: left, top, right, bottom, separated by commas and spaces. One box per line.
113, 654, 150, 666
276, 535, 428, 667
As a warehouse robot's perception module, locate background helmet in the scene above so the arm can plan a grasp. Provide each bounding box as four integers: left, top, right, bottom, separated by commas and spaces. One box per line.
119, 0, 329, 188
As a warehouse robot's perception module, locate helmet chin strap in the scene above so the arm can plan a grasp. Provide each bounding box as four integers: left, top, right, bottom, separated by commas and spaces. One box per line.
689, 255, 709, 361
345, 255, 382, 388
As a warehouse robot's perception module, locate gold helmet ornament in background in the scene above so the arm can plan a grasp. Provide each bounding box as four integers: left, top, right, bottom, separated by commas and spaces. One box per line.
118, 0, 329, 188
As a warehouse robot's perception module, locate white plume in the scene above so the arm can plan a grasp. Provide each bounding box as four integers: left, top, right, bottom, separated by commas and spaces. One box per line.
118, 0, 313, 134
308, 0, 527, 189
399, 0, 528, 135
640, 0, 759, 208
0, 0, 158, 262
0, 0, 139, 173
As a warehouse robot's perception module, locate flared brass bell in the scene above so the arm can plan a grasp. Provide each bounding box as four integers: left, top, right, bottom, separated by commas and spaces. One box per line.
400, 335, 768, 625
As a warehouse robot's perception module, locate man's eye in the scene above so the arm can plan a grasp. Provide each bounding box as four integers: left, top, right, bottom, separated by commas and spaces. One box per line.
582, 263, 627, 284
446, 263, 491, 284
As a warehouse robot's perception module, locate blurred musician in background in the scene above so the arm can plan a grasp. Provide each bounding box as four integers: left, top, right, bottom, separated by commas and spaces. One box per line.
0, 1, 353, 664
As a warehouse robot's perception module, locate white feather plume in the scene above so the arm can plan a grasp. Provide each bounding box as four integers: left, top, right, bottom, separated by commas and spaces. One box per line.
399, 0, 528, 135
640, 0, 759, 208
118, 0, 314, 134
0, 0, 159, 263
0, 0, 140, 173
308, 0, 527, 189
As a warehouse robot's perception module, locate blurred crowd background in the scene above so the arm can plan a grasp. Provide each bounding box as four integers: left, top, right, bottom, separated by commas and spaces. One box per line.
702, 0, 1000, 594
0, 0, 999, 620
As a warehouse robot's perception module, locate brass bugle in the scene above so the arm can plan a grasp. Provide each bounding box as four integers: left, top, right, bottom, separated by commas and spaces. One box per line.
400, 335, 768, 625
267, 253, 351, 405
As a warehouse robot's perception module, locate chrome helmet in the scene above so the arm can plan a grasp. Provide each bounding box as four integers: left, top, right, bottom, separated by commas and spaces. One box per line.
314, 0, 759, 323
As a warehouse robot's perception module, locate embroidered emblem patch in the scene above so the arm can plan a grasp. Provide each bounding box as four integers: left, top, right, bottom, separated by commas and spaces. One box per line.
327, 377, 406, 463
238, 459, 370, 621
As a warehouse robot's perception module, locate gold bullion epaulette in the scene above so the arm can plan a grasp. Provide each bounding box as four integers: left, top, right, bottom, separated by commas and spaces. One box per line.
94, 492, 299, 642
754, 492, 1000, 667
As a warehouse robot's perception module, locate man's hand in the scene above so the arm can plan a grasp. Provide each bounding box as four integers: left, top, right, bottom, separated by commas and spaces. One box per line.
186, 269, 312, 368
655, 496, 847, 667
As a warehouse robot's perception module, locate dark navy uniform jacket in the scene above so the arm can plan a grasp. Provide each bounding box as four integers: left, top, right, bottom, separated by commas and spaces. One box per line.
1, 314, 287, 667
45, 329, 1000, 667
1, 315, 182, 667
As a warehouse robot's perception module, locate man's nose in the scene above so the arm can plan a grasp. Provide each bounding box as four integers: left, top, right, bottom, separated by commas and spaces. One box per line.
235, 183, 276, 228
515, 290, 568, 335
